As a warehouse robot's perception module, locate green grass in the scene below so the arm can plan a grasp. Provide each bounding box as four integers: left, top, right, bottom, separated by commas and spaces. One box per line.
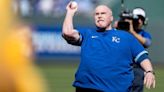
38, 64, 164, 92
39, 64, 77, 92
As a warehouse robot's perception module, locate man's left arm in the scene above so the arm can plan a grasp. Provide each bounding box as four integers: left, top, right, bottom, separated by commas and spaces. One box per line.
140, 59, 155, 89
130, 34, 155, 89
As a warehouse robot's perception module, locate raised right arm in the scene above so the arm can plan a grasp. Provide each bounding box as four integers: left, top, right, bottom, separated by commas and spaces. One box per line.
62, 2, 80, 44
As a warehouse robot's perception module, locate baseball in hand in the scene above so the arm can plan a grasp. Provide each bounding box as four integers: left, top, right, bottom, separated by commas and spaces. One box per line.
70, 1, 78, 9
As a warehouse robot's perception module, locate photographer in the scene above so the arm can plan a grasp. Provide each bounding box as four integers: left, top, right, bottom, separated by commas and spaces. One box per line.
128, 8, 151, 48
115, 7, 152, 92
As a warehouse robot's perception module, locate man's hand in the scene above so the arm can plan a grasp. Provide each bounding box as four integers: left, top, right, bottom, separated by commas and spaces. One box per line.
144, 71, 156, 89
124, 19, 136, 33
66, 1, 78, 15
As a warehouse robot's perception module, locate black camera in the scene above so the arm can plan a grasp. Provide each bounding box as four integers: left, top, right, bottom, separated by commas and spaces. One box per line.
117, 10, 139, 31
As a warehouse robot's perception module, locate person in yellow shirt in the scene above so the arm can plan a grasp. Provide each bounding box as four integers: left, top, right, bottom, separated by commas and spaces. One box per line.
0, 0, 48, 92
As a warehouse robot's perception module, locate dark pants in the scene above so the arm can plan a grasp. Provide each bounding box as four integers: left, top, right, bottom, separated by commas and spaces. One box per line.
76, 87, 132, 92
132, 64, 144, 92
76, 87, 102, 92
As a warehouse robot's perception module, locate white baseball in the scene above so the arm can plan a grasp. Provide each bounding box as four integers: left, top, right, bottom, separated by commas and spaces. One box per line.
70, 1, 78, 9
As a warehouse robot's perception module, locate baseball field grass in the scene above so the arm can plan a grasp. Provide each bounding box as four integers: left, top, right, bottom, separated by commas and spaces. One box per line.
38, 63, 164, 92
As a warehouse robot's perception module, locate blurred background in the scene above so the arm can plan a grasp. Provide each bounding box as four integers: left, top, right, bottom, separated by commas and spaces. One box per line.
9, 0, 164, 92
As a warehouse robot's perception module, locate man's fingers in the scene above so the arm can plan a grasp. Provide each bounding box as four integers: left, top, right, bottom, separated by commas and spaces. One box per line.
66, 1, 73, 9
144, 73, 156, 89
145, 79, 155, 89
144, 77, 147, 85
153, 79, 156, 88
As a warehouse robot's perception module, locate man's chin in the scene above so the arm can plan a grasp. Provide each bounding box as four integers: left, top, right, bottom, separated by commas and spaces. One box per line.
96, 25, 106, 29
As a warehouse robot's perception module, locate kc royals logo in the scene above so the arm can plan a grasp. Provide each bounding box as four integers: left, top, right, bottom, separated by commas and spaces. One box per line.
112, 36, 120, 43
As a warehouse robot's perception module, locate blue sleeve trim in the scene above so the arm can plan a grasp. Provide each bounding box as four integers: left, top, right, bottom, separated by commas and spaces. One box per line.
134, 51, 148, 62
135, 51, 149, 64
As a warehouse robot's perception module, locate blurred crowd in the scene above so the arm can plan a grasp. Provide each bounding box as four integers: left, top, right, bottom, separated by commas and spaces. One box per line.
13, 0, 100, 17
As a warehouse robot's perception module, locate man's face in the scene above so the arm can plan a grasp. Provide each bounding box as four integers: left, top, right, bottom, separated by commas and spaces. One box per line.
137, 18, 144, 29
133, 18, 144, 31
94, 6, 113, 28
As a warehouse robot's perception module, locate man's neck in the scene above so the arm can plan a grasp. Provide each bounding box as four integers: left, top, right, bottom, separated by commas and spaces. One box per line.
105, 25, 112, 30
97, 25, 112, 32
97, 28, 106, 32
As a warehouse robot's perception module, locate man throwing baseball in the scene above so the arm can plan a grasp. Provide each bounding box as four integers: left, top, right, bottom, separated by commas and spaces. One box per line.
62, 1, 155, 92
